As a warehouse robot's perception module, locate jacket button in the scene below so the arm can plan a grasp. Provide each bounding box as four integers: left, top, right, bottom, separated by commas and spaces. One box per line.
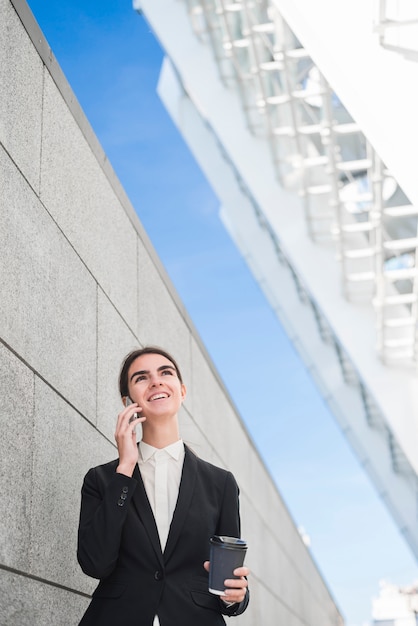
122, 486, 129, 493
154, 570, 163, 581
117, 499, 124, 506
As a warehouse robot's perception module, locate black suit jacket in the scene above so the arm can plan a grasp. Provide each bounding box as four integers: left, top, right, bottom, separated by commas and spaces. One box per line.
77, 445, 249, 625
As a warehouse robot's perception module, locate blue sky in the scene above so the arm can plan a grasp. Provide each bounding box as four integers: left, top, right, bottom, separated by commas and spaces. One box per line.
26, 1, 417, 624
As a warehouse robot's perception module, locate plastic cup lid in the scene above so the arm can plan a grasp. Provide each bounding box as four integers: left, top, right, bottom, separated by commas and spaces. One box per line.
210, 535, 247, 547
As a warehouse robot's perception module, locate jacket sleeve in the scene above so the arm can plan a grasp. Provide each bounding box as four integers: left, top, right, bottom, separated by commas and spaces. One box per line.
216, 471, 250, 617
77, 466, 137, 579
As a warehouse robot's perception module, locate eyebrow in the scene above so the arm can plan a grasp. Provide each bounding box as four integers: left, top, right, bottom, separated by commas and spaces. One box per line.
129, 365, 176, 382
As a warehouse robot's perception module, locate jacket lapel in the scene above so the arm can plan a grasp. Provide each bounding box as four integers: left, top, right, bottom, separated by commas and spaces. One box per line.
131, 464, 164, 567
163, 445, 197, 563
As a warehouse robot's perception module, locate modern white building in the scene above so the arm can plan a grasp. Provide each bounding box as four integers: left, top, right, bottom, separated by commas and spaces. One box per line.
373, 580, 418, 626
136, 0, 418, 561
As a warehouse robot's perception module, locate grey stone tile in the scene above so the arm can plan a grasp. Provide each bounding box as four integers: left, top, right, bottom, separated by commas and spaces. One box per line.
178, 404, 207, 458
136, 242, 193, 393
222, 418, 254, 487
0, 0, 43, 192
0, 344, 34, 570
29, 376, 114, 592
40, 72, 139, 332
96, 288, 139, 443
0, 147, 97, 420
0, 568, 90, 626
188, 339, 231, 453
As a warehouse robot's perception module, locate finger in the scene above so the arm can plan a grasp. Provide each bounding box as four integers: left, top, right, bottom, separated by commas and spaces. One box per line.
116, 405, 143, 430
116, 405, 134, 429
233, 566, 250, 577
223, 578, 248, 590
127, 415, 146, 438
128, 408, 145, 424
221, 588, 246, 603
223, 583, 248, 595
203, 561, 210, 572
124, 404, 142, 419
115, 408, 144, 442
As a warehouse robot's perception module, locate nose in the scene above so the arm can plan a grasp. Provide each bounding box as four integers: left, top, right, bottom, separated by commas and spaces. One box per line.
149, 374, 162, 387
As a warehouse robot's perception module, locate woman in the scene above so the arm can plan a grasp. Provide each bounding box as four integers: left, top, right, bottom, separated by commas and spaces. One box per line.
77, 346, 249, 625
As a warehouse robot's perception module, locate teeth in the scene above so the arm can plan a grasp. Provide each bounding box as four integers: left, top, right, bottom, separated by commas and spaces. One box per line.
150, 393, 168, 401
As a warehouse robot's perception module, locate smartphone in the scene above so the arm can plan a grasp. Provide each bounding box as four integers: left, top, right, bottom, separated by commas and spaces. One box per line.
126, 397, 139, 424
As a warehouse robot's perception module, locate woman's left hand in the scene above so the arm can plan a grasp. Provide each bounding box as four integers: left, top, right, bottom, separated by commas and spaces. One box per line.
203, 561, 249, 604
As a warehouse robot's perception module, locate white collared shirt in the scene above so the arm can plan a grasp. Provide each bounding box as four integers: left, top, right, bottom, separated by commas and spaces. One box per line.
137, 439, 185, 626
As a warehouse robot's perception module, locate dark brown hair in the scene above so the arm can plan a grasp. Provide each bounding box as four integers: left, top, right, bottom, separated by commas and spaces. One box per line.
118, 346, 183, 398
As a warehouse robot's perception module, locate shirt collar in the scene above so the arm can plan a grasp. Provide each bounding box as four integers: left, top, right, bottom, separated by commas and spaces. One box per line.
139, 439, 184, 463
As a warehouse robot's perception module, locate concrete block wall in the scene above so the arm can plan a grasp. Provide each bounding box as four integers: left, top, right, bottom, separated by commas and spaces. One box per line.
0, 0, 343, 624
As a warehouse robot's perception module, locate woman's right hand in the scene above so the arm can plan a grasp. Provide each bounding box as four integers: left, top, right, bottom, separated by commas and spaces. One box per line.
114, 403, 146, 476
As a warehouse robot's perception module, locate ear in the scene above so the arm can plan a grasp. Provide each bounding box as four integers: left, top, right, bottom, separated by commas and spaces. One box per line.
180, 384, 187, 402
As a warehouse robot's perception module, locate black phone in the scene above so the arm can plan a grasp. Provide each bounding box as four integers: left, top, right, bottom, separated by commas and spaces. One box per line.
126, 397, 139, 423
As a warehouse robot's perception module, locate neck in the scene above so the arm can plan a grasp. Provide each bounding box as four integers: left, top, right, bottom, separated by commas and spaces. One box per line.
141, 419, 180, 449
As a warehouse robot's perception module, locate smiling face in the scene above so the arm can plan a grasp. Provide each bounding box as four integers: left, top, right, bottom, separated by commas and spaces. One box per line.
126, 352, 186, 421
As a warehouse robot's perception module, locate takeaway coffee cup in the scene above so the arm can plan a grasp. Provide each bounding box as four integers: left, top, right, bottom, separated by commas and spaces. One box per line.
208, 535, 248, 595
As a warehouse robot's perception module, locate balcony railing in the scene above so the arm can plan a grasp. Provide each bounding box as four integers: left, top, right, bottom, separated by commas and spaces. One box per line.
184, 0, 418, 366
